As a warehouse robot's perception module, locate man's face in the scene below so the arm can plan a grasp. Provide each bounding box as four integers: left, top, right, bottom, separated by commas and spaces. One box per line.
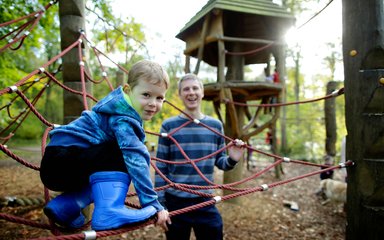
179, 78, 203, 111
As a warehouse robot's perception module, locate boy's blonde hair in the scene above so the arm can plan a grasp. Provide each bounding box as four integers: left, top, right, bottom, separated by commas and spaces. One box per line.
177, 73, 204, 93
128, 60, 169, 89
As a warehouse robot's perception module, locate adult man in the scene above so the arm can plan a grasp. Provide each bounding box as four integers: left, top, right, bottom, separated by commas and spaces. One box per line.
155, 73, 244, 240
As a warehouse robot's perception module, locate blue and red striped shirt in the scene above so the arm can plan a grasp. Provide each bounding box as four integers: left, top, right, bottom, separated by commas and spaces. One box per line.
155, 115, 237, 205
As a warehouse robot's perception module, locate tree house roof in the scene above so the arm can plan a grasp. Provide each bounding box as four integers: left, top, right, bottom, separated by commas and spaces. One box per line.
177, 0, 295, 38
176, 0, 295, 66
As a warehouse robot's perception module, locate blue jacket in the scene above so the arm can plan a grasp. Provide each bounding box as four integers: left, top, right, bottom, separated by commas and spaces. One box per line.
48, 86, 163, 211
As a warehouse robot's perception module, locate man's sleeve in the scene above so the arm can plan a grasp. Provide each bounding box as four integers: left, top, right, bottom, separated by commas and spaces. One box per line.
215, 122, 237, 170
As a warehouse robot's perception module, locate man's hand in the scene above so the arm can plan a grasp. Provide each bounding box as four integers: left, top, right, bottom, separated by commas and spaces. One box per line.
228, 139, 245, 161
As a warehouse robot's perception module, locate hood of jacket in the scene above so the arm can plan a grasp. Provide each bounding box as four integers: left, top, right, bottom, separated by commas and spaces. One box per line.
92, 86, 141, 122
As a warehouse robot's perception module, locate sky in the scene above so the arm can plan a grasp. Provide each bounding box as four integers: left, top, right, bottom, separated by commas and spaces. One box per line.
113, 0, 208, 63
287, 0, 343, 80
112, 0, 343, 80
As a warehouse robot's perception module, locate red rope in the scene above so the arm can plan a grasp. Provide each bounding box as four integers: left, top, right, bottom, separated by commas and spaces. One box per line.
0, 1, 57, 28
0, 213, 52, 230
0, 1, 58, 53
13, 89, 53, 127
44, 70, 98, 103
225, 42, 274, 56
0, 144, 40, 170
77, 40, 89, 110
83, 35, 129, 74
0, 28, 353, 239
0, 37, 80, 96
224, 88, 344, 108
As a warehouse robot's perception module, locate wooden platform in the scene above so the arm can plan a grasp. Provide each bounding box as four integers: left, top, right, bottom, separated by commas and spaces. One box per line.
203, 81, 282, 101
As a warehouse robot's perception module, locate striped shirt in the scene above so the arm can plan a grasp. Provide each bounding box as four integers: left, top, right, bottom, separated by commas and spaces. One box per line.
155, 115, 237, 205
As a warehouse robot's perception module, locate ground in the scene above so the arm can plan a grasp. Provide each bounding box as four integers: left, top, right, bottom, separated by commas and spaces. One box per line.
0, 146, 346, 239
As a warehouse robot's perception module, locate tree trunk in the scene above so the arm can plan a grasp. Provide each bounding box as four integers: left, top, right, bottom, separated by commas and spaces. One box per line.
223, 43, 245, 204
58, 0, 92, 220
115, 70, 125, 87
59, 0, 91, 124
342, 0, 384, 239
273, 44, 287, 175
324, 81, 339, 157
294, 50, 301, 126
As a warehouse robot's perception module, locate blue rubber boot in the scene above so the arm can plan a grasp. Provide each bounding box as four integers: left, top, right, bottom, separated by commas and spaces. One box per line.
90, 171, 157, 231
44, 185, 92, 228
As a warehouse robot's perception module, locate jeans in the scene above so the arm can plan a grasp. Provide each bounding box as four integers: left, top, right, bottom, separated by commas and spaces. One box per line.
165, 192, 223, 240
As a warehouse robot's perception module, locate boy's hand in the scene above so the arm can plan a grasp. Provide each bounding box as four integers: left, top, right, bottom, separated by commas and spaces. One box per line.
155, 210, 171, 231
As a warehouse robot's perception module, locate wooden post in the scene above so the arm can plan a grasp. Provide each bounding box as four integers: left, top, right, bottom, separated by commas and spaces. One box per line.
185, 55, 191, 74
342, 0, 384, 239
274, 45, 288, 156
59, 0, 92, 124
223, 43, 244, 204
273, 44, 286, 177
115, 70, 124, 87
58, 0, 92, 220
324, 81, 339, 157
194, 14, 210, 75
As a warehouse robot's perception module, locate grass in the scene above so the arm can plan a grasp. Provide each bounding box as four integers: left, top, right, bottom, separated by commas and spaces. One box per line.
4, 137, 41, 147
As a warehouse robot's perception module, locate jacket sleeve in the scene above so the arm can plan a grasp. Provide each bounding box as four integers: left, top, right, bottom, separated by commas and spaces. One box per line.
112, 117, 164, 212
154, 123, 170, 207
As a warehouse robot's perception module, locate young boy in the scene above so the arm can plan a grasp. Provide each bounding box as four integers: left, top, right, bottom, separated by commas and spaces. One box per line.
40, 60, 170, 231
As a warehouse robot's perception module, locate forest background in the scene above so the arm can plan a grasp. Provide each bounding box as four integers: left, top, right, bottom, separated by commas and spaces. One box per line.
0, 0, 345, 163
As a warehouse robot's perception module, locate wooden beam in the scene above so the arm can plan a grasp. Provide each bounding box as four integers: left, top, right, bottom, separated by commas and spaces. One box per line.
194, 14, 211, 75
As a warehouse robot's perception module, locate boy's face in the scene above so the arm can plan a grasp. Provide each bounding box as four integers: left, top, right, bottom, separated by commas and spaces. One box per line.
179, 78, 203, 111
129, 80, 167, 121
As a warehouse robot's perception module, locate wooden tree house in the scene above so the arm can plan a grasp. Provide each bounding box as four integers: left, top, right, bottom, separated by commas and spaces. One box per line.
176, 0, 295, 144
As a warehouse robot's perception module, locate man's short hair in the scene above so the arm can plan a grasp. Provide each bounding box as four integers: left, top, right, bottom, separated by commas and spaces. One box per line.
178, 73, 203, 92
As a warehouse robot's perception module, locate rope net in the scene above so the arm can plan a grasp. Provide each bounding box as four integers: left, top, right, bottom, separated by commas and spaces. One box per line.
0, 3, 350, 239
